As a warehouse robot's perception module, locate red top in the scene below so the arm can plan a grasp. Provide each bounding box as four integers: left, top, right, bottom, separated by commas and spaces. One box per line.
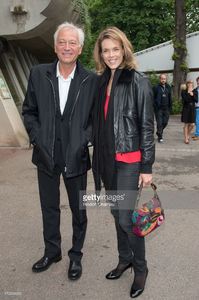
104, 94, 141, 163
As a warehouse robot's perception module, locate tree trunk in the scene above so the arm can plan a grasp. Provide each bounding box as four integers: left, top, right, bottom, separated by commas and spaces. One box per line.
173, 0, 187, 100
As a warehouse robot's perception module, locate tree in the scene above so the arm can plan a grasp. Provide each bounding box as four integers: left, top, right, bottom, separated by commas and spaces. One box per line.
87, 0, 174, 52
72, 0, 93, 68
186, 0, 199, 33
83, 0, 199, 69
172, 0, 187, 100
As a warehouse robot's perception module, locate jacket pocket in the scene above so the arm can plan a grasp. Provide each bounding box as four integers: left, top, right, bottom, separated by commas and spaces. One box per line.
80, 145, 89, 162
123, 112, 138, 137
33, 143, 52, 170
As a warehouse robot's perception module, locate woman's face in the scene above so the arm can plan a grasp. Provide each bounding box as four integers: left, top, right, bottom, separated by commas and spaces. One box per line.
101, 38, 124, 71
187, 82, 193, 90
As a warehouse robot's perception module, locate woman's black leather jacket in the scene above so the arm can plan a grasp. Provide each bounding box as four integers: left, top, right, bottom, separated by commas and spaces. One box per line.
93, 68, 155, 186
112, 68, 155, 173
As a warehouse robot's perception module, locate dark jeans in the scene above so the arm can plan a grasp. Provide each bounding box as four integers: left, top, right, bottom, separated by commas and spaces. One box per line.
110, 161, 147, 274
155, 107, 170, 139
37, 168, 87, 262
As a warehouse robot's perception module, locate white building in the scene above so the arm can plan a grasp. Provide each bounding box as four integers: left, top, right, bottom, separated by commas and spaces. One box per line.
135, 31, 199, 84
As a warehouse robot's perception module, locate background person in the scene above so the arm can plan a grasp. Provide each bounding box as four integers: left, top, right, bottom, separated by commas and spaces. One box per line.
93, 27, 155, 298
181, 80, 198, 144
192, 76, 199, 140
22, 22, 96, 280
153, 74, 172, 143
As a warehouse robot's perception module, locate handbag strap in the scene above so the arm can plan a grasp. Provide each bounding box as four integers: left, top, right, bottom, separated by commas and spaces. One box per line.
135, 182, 158, 208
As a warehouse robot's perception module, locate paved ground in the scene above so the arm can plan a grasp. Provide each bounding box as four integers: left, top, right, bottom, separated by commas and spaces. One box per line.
0, 115, 199, 300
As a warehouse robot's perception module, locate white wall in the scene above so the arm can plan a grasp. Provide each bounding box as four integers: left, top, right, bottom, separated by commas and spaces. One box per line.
135, 31, 199, 85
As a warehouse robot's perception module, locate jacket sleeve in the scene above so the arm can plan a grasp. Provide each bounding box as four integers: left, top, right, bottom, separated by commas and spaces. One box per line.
136, 77, 155, 174
22, 69, 40, 144
154, 85, 161, 108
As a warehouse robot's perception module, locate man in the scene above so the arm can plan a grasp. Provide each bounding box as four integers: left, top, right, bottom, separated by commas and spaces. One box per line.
153, 74, 172, 143
192, 76, 199, 140
22, 22, 97, 280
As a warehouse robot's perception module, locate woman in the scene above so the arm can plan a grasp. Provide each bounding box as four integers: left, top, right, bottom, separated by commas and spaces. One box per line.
181, 81, 198, 144
92, 27, 155, 298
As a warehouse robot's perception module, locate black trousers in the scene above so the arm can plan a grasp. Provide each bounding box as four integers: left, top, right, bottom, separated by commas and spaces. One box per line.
110, 161, 147, 274
37, 167, 87, 261
155, 107, 170, 139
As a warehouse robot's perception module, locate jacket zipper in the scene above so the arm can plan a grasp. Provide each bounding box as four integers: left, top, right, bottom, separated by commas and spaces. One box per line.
69, 76, 89, 123
46, 76, 56, 167
65, 75, 90, 174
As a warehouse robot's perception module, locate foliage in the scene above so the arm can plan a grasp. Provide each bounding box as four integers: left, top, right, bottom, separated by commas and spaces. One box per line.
80, 0, 199, 69
186, 0, 199, 32
172, 38, 189, 72
87, 0, 175, 53
72, 0, 94, 68
171, 97, 182, 115
147, 71, 159, 86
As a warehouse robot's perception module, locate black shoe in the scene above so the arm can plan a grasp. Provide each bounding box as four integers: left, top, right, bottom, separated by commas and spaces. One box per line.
106, 262, 133, 280
32, 254, 62, 273
158, 138, 164, 143
130, 268, 148, 298
68, 260, 82, 280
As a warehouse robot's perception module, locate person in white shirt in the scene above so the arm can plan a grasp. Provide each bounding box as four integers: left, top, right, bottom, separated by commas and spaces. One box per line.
22, 22, 97, 280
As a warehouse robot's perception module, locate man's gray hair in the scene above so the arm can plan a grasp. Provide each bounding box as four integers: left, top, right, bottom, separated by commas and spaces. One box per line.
54, 22, 84, 46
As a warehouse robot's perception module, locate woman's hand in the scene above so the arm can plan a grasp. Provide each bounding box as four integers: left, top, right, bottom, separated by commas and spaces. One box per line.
188, 90, 193, 96
139, 173, 152, 187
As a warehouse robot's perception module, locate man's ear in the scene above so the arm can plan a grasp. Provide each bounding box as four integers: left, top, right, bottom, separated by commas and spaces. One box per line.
78, 46, 83, 55
54, 45, 57, 55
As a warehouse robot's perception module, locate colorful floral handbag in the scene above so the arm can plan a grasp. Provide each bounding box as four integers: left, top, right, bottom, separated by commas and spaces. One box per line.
132, 183, 165, 237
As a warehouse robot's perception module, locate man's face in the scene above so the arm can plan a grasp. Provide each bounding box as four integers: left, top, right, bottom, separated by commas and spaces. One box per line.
160, 75, 167, 85
54, 28, 82, 65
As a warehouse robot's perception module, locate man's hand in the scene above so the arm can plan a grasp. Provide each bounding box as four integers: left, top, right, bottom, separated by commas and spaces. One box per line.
139, 173, 152, 187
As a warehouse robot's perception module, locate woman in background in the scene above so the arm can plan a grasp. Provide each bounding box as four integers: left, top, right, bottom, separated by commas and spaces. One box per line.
181, 81, 197, 144
92, 27, 155, 298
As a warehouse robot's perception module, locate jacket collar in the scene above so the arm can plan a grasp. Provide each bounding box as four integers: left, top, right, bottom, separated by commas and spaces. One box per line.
117, 68, 134, 83
100, 67, 134, 87
56, 61, 76, 80
46, 60, 89, 82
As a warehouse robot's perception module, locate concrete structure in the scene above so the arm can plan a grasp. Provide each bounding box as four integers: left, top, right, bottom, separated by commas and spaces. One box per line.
135, 31, 199, 83
0, 0, 82, 147
0, 69, 29, 147
0, 0, 81, 62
